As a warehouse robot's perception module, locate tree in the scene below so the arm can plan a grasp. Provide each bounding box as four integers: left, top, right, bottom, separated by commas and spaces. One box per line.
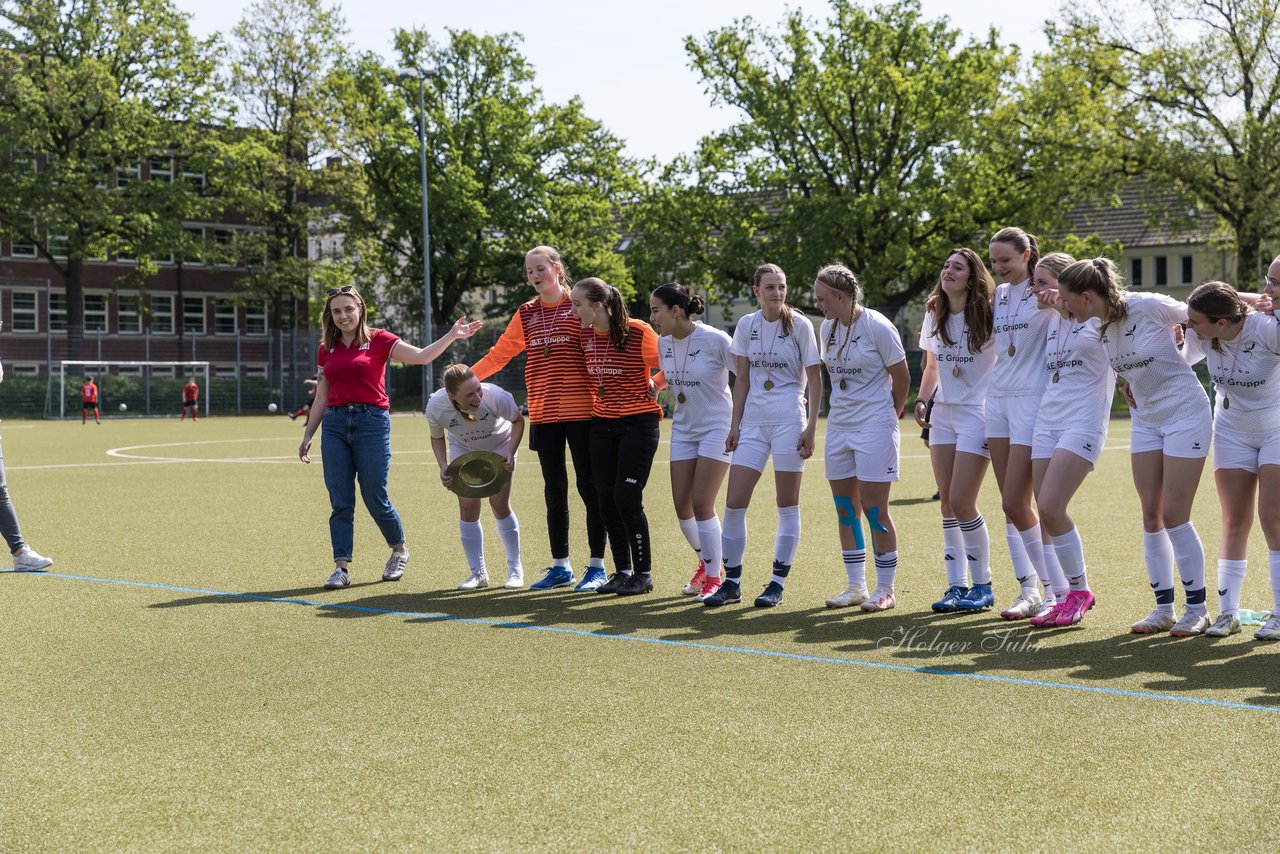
0, 0, 221, 358
1062, 0, 1280, 280
334, 28, 636, 334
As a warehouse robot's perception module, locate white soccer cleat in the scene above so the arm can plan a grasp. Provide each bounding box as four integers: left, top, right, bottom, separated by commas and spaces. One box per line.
382, 549, 408, 582
323, 568, 350, 590
1169, 610, 1211, 638
1254, 614, 1280, 641
860, 588, 896, 612
826, 584, 870, 608
999, 590, 1043, 621
12, 547, 53, 572
503, 567, 524, 589
1204, 612, 1241, 637
1130, 609, 1176, 634
458, 569, 489, 590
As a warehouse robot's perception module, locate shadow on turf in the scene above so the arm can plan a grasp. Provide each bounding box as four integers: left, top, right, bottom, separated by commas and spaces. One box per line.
149, 580, 1280, 705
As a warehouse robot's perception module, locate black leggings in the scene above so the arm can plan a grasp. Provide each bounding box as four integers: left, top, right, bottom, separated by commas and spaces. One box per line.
531, 420, 607, 562
589, 413, 660, 574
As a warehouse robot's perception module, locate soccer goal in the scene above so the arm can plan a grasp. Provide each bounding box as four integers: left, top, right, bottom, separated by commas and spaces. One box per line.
58, 360, 211, 419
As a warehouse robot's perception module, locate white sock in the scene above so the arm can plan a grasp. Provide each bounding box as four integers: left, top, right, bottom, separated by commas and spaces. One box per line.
1051, 527, 1088, 591
1041, 542, 1069, 602
588, 557, 605, 570
943, 517, 966, 587
722, 507, 748, 569
1018, 524, 1049, 593
1270, 550, 1280, 613
843, 549, 867, 587
874, 551, 898, 591
959, 514, 991, 585
678, 516, 701, 556
1143, 528, 1176, 615
1217, 559, 1247, 616
459, 520, 486, 573
697, 516, 723, 579
552, 556, 571, 570
1167, 521, 1207, 614
774, 505, 801, 566
1007, 524, 1037, 592
494, 513, 521, 571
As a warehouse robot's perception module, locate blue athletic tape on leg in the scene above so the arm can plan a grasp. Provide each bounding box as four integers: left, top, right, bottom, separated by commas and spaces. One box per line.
834, 496, 864, 548
866, 506, 890, 534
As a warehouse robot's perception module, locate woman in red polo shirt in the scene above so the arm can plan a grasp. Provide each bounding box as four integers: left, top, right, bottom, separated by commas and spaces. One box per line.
569, 277, 664, 596
299, 285, 481, 590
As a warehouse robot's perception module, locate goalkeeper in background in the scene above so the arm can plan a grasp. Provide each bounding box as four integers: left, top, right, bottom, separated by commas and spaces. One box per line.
180, 377, 199, 422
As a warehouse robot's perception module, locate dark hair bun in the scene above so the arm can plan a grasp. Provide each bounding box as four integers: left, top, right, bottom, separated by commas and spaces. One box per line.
687, 295, 706, 316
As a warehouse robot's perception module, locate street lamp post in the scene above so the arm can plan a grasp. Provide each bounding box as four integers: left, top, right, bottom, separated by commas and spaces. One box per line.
398, 66, 438, 411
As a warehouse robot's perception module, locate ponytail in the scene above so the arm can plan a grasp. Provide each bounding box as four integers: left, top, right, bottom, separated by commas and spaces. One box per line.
652, 282, 706, 319
575, 277, 632, 351
1188, 280, 1250, 353
442, 363, 478, 422
991, 226, 1039, 284
753, 262, 794, 335
1059, 257, 1128, 334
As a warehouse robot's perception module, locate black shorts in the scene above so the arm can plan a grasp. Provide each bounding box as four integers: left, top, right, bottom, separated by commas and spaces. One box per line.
82, 401, 97, 410
183, 400, 197, 408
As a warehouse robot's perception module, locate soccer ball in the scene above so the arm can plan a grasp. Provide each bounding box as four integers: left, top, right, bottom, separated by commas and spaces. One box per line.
268, 403, 278, 413
118, 403, 127, 412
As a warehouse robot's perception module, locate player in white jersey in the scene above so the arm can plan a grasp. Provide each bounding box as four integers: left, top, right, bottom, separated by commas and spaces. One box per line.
813, 264, 909, 613
650, 282, 735, 602
913, 248, 998, 613
1019, 255, 1117, 627
426, 364, 525, 591
1057, 258, 1214, 636
704, 263, 823, 609
986, 227, 1064, 618
1182, 281, 1280, 639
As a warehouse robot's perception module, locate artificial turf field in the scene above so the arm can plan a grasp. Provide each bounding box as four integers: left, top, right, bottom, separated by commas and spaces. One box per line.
1, 413, 1276, 851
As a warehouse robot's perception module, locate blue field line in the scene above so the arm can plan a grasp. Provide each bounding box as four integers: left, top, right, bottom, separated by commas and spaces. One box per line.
10, 568, 1278, 715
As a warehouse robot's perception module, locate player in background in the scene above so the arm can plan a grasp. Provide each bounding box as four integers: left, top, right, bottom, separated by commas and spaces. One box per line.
813, 264, 909, 613
427, 364, 525, 591
650, 282, 734, 601
81, 376, 99, 425
0, 325, 54, 572
703, 263, 823, 609
180, 377, 199, 422
290, 377, 318, 421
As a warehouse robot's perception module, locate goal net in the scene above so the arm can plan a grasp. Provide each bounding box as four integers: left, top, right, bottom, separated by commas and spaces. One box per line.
58, 360, 211, 419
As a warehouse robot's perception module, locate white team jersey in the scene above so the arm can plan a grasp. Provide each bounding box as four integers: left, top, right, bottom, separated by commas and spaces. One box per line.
918, 310, 997, 405
731, 310, 822, 427
425, 383, 521, 454
660, 323, 734, 438
821, 308, 906, 430
1182, 312, 1280, 436
990, 279, 1056, 398
1102, 292, 1209, 429
1037, 316, 1116, 433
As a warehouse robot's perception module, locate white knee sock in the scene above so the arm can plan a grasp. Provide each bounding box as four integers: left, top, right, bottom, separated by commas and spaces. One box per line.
943, 517, 966, 587
722, 507, 748, 570
678, 516, 701, 556
874, 551, 898, 591
1167, 521, 1207, 614
843, 549, 867, 587
1017, 524, 1048, 593
1051, 527, 1089, 591
697, 516, 723, 579
1142, 528, 1176, 614
774, 505, 801, 567
959, 514, 991, 585
1007, 523, 1037, 593
1041, 542, 1069, 603
1270, 550, 1280, 613
460, 519, 485, 573
495, 513, 521, 571
1217, 559, 1247, 616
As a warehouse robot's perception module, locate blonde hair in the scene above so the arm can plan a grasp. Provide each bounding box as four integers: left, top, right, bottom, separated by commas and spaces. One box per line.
814, 263, 863, 307
1058, 258, 1127, 333
321, 287, 371, 351
1035, 252, 1076, 280
753, 262, 794, 335
990, 226, 1040, 282
442, 363, 478, 422
526, 245, 573, 295
1188, 281, 1250, 353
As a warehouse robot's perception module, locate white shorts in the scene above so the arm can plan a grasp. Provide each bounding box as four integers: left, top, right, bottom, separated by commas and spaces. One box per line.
1031, 424, 1105, 466
733, 422, 805, 473
928, 402, 989, 458
824, 424, 900, 482
985, 395, 1038, 446
1212, 428, 1280, 473
670, 429, 733, 463
1129, 414, 1212, 460
448, 437, 512, 463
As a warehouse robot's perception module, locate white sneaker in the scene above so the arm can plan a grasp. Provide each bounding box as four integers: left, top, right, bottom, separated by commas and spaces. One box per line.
12, 547, 53, 572
1169, 610, 1211, 637
1130, 608, 1176, 634
999, 590, 1042, 620
383, 549, 408, 582
1255, 614, 1280, 641
323, 568, 350, 590
1204, 612, 1242, 637
860, 588, 896, 612
458, 569, 489, 590
503, 567, 524, 589
826, 584, 869, 608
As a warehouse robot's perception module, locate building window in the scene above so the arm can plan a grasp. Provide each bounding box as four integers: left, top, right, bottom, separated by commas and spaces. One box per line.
182, 296, 205, 334
48, 226, 69, 259
10, 220, 37, 258
149, 156, 172, 182
182, 227, 205, 264
85, 294, 108, 332
1155, 256, 1168, 287
117, 294, 141, 334
1129, 258, 1144, 288
1181, 255, 1194, 285
150, 365, 175, 377
214, 299, 236, 335
245, 300, 267, 336
213, 229, 235, 266
183, 171, 206, 195
243, 364, 268, 379
9, 364, 39, 376
11, 290, 37, 332
50, 292, 67, 332
214, 363, 235, 378
116, 365, 142, 377
151, 295, 174, 335
116, 160, 141, 188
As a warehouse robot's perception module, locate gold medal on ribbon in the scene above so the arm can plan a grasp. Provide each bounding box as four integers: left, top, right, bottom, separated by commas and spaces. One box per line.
951, 365, 960, 378
839, 379, 847, 391
763, 379, 774, 391
1008, 344, 1016, 357
1052, 371, 1060, 383
677, 392, 686, 404
595, 386, 606, 399
1223, 397, 1230, 410
543, 345, 551, 357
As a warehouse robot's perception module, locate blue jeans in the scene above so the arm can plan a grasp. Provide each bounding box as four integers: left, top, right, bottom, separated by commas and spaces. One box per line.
321, 405, 404, 562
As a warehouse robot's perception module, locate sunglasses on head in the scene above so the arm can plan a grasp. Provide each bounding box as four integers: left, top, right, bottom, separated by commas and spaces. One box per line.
326, 285, 357, 297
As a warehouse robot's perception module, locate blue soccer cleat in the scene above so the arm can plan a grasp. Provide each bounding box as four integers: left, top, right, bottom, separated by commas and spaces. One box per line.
956, 582, 995, 611
530, 566, 575, 590
932, 585, 970, 613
